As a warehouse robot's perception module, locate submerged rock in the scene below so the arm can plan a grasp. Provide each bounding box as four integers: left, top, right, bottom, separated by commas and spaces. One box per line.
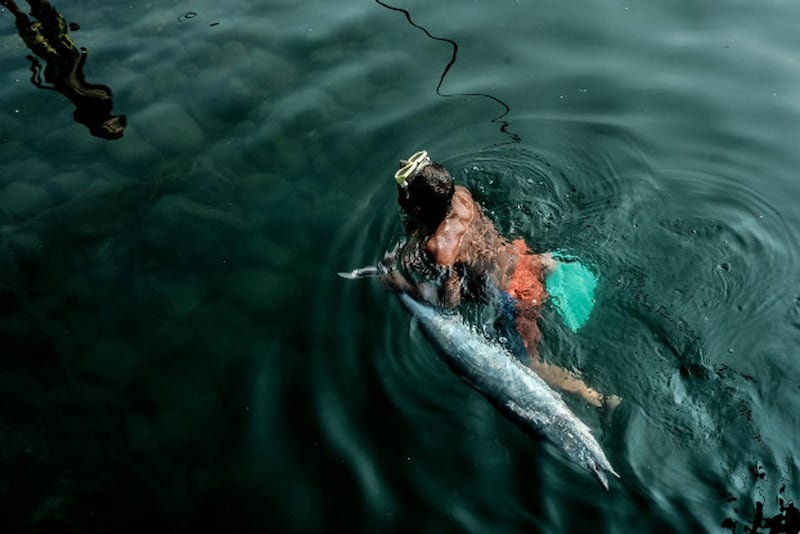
161, 275, 209, 320
48, 170, 91, 198
221, 268, 294, 317
141, 194, 245, 261
136, 102, 205, 153
232, 233, 293, 270
154, 410, 189, 450
248, 48, 298, 94
103, 124, 160, 165
7, 231, 45, 263
125, 413, 158, 455
0, 181, 50, 218
81, 338, 142, 384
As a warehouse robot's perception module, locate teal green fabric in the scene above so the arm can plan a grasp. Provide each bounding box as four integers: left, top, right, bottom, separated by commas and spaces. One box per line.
545, 253, 597, 332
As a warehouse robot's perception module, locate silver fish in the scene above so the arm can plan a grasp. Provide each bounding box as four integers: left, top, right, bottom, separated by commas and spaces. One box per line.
338, 266, 620, 489
396, 292, 620, 489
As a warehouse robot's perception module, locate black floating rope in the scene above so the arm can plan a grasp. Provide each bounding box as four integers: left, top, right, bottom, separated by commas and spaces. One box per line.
374, 0, 521, 143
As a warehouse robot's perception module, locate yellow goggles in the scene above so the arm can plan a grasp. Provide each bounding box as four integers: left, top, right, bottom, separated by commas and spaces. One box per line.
394, 150, 430, 187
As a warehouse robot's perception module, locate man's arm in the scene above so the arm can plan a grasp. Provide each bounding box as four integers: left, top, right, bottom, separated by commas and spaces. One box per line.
380, 270, 420, 298
439, 267, 462, 308
381, 266, 462, 309
378, 241, 433, 302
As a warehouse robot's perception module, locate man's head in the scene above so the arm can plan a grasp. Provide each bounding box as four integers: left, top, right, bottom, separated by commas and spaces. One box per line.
395, 150, 454, 228
73, 99, 127, 140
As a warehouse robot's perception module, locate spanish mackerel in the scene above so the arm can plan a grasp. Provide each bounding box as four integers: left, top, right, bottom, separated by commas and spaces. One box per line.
396, 292, 619, 489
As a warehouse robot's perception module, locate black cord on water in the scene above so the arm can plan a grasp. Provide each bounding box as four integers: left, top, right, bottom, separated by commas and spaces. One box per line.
374, 0, 521, 143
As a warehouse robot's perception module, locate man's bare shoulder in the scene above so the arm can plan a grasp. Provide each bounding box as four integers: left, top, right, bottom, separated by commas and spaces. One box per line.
453, 185, 473, 200
426, 186, 476, 265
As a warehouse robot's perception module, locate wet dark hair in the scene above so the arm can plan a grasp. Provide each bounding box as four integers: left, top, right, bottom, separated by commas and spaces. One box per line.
397, 162, 455, 228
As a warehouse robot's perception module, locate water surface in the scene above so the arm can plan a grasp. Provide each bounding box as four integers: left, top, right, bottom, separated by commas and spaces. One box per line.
1, 0, 799, 531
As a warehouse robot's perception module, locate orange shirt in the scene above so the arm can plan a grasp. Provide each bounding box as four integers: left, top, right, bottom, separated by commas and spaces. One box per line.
506, 239, 547, 306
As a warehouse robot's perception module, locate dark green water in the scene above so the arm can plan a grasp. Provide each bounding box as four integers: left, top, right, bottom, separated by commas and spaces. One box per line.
2, 0, 799, 531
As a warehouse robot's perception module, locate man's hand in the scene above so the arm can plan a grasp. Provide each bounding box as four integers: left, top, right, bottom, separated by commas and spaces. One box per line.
379, 240, 405, 272
380, 270, 415, 294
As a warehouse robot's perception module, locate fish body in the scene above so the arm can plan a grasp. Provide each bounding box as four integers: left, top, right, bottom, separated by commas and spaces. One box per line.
397, 292, 619, 489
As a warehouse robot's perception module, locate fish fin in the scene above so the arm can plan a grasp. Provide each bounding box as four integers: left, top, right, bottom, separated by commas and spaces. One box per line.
338, 266, 381, 279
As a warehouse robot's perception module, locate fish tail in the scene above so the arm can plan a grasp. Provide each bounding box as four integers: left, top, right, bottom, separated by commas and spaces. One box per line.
594, 468, 610, 491
593, 461, 621, 491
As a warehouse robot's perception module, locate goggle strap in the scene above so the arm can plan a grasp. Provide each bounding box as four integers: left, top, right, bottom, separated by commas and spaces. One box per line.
393, 150, 429, 187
